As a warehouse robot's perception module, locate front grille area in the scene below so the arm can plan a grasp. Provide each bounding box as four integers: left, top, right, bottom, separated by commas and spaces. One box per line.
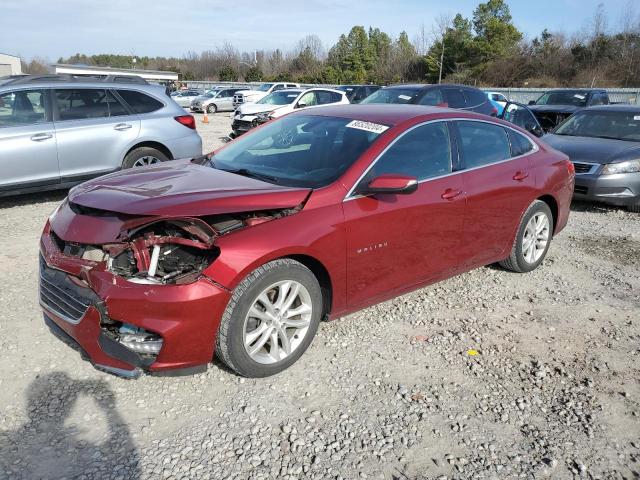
574, 185, 588, 195
39, 256, 96, 323
573, 162, 595, 174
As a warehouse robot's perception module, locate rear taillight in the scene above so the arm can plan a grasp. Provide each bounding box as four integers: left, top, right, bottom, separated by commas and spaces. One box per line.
175, 115, 196, 130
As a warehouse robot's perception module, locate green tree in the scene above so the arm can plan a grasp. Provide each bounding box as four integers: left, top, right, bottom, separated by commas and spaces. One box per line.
244, 66, 263, 82
472, 0, 522, 59
327, 26, 374, 83
218, 65, 238, 81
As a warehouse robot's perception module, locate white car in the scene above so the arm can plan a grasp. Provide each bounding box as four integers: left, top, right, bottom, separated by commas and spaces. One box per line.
173, 89, 204, 107
486, 91, 508, 115
233, 82, 300, 108
231, 88, 349, 137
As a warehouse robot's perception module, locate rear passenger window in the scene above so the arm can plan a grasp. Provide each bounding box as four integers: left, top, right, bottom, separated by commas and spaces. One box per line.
117, 90, 164, 114
56, 89, 110, 120
457, 121, 511, 169
106, 91, 129, 116
463, 88, 488, 107
508, 130, 534, 157
443, 89, 466, 108
418, 88, 444, 106
316, 90, 342, 104
364, 122, 452, 182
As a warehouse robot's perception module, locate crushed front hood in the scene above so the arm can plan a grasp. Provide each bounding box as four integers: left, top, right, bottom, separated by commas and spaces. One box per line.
529, 105, 582, 115
69, 160, 311, 217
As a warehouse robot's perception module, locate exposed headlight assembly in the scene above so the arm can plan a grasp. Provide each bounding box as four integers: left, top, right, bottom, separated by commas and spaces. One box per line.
49, 197, 68, 222
601, 159, 640, 175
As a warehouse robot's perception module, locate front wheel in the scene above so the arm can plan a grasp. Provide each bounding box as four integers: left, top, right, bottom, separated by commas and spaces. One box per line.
215, 259, 323, 377
207, 104, 217, 114
499, 200, 553, 273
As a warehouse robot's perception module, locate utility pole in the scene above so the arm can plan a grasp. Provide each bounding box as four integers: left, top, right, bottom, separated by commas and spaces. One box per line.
439, 42, 444, 84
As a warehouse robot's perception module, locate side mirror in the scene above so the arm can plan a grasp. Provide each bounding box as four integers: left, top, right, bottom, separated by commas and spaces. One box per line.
527, 124, 544, 137
357, 174, 418, 196
528, 100, 535, 105
296, 102, 307, 109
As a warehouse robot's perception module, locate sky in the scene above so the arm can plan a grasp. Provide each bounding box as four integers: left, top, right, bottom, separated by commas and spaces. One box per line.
1, 0, 637, 61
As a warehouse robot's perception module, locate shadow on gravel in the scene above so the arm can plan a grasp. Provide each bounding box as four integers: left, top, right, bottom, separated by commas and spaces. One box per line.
0, 372, 140, 479
0, 190, 67, 210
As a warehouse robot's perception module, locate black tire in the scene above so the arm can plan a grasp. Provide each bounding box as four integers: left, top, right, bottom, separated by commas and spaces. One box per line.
499, 200, 553, 273
122, 147, 169, 169
216, 259, 323, 377
628, 203, 640, 213
207, 104, 217, 114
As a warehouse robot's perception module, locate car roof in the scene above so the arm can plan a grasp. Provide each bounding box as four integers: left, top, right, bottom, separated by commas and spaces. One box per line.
275, 88, 304, 95
584, 104, 640, 113
292, 104, 484, 126
544, 88, 605, 92
0, 79, 165, 94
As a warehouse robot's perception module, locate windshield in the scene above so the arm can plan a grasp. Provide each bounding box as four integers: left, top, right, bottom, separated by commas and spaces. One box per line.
535, 90, 589, 107
554, 110, 640, 141
257, 91, 300, 106
360, 87, 419, 104
257, 83, 274, 92
212, 115, 386, 188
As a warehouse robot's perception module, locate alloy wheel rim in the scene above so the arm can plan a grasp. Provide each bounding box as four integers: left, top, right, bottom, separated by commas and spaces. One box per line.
522, 212, 550, 264
133, 156, 161, 167
243, 280, 313, 365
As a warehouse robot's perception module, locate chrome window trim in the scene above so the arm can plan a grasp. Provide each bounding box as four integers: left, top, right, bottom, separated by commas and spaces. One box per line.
344, 117, 539, 201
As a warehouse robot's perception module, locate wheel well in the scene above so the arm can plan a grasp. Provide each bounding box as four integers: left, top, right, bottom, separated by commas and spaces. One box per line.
285, 254, 332, 319
125, 141, 173, 162
538, 195, 558, 232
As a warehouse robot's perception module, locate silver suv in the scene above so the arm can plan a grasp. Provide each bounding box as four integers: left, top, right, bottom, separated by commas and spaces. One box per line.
0, 75, 202, 196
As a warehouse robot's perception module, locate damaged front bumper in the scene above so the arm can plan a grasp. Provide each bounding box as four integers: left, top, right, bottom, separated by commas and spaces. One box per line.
39, 220, 231, 378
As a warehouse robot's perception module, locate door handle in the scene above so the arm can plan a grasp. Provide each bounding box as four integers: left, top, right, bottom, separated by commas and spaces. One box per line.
441, 188, 462, 200
513, 171, 529, 181
114, 123, 132, 131
30, 133, 53, 142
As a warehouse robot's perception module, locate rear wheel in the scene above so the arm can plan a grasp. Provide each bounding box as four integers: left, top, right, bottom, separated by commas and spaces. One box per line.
122, 147, 169, 169
216, 259, 323, 377
499, 200, 553, 273
207, 104, 217, 114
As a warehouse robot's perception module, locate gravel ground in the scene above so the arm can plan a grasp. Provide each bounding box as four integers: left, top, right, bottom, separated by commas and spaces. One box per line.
0, 112, 639, 480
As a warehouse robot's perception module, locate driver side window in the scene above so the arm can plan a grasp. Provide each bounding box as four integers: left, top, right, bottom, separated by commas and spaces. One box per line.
362, 122, 452, 183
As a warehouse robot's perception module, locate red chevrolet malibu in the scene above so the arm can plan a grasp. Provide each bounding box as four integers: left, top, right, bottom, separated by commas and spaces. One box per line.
40, 105, 574, 378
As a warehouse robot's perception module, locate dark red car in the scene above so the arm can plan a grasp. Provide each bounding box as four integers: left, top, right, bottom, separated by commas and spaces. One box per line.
40, 105, 574, 378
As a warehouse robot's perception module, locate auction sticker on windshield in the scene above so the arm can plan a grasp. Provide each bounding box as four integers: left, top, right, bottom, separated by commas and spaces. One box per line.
346, 120, 389, 134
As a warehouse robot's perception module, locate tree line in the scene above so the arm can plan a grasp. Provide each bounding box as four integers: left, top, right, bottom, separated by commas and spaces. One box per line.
33, 0, 640, 87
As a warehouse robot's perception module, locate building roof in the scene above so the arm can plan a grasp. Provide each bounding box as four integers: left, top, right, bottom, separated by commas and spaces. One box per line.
53, 63, 176, 76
